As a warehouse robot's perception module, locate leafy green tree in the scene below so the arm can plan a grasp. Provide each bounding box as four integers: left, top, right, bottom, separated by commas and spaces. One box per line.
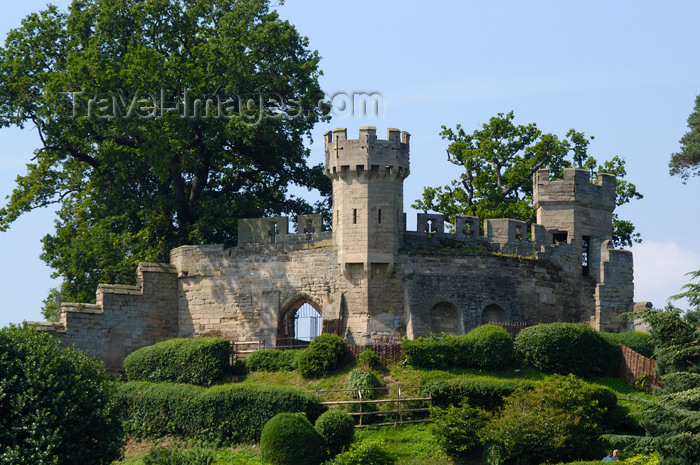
669, 94, 700, 181
413, 112, 642, 247
0, 324, 123, 465
430, 399, 490, 463
0, 0, 330, 310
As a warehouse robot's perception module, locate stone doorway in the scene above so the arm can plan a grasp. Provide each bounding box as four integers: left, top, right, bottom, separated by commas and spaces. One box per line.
277, 297, 322, 348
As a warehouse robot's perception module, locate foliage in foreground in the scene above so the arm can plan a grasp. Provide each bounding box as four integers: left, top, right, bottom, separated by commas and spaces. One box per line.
324, 440, 397, 465
297, 334, 349, 378
482, 374, 607, 464
124, 337, 232, 386
0, 324, 123, 465
314, 410, 355, 459
430, 399, 490, 462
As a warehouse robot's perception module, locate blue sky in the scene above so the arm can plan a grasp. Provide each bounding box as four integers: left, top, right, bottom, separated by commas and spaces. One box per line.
1, 0, 700, 328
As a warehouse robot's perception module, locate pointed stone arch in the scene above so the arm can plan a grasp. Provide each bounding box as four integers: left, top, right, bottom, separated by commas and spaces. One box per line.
277, 294, 322, 348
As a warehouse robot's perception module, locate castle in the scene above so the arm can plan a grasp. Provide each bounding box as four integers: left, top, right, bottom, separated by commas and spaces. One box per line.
37, 127, 634, 372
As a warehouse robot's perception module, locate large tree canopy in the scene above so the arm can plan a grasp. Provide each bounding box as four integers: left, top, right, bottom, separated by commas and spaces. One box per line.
669, 94, 700, 181
413, 112, 642, 247
0, 0, 331, 309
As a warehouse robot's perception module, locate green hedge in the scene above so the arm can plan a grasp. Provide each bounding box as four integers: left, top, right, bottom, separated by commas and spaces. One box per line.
124, 337, 232, 386
118, 381, 323, 444
601, 331, 654, 358
246, 349, 299, 372
514, 323, 619, 378
401, 325, 514, 370
422, 377, 534, 411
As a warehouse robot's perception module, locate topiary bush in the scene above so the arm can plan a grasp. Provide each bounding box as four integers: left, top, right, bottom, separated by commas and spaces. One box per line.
314, 410, 355, 459
346, 368, 383, 399
260, 413, 324, 465
0, 324, 123, 465
465, 324, 514, 369
601, 331, 654, 357
246, 349, 299, 372
356, 348, 381, 370
118, 381, 323, 444
514, 323, 618, 378
124, 337, 231, 386
325, 440, 397, 465
296, 334, 348, 378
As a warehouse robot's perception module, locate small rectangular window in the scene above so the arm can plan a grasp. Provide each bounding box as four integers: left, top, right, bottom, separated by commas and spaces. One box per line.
353, 209, 357, 224
378, 209, 382, 224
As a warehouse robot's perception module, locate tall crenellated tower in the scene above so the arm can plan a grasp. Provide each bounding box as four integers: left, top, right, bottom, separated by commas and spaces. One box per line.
325, 127, 410, 274
533, 168, 633, 331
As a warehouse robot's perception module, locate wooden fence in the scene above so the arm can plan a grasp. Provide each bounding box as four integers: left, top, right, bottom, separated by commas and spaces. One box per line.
619, 344, 659, 392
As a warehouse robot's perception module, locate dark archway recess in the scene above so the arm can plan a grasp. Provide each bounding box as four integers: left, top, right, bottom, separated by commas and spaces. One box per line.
430, 301, 461, 335
482, 304, 506, 324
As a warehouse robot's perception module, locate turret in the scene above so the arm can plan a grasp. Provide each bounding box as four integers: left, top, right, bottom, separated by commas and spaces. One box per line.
324, 127, 410, 274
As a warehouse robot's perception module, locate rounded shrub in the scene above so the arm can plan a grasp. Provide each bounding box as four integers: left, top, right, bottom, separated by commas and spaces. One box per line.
346, 368, 383, 399
514, 323, 618, 377
246, 349, 299, 372
430, 399, 490, 462
260, 413, 324, 465
0, 324, 123, 465
356, 348, 381, 370
314, 410, 355, 458
465, 324, 514, 369
401, 335, 457, 369
124, 337, 231, 386
296, 334, 348, 378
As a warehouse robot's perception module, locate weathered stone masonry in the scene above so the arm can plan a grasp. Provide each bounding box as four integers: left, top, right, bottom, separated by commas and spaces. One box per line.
37, 127, 635, 372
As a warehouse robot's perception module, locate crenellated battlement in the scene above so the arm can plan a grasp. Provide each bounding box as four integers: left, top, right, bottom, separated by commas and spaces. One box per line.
534, 168, 616, 211
324, 127, 410, 179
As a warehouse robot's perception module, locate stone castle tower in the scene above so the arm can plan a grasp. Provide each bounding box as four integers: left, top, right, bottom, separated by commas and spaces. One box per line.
37, 127, 635, 372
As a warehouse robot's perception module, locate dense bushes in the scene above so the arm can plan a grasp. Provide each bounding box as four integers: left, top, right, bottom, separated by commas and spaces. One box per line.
423, 377, 534, 411
297, 334, 348, 378
314, 410, 355, 458
430, 399, 490, 462
142, 446, 214, 465
601, 331, 654, 357
245, 349, 299, 372
124, 337, 232, 386
356, 348, 381, 370
260, 413, 324, 465
482, 374, 607, 464
402, 325, 514, 370
514, 323, 618, 377
118, 381, 323, 444
325, 441, 397, 465
0, 324, 123, 465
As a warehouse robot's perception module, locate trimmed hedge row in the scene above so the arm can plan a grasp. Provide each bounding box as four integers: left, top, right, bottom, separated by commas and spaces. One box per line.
118, 381, 323, 444
422, 377, 535, 411
514, 323, 619, 378
402, 325, 514, 370
600, 331, 654, 358
124, 337, 231, 386
245, 349, 300, 372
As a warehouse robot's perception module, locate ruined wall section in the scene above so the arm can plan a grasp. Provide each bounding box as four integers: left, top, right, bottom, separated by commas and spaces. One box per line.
35, 263, 178, 373
401, 251, 589, 339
